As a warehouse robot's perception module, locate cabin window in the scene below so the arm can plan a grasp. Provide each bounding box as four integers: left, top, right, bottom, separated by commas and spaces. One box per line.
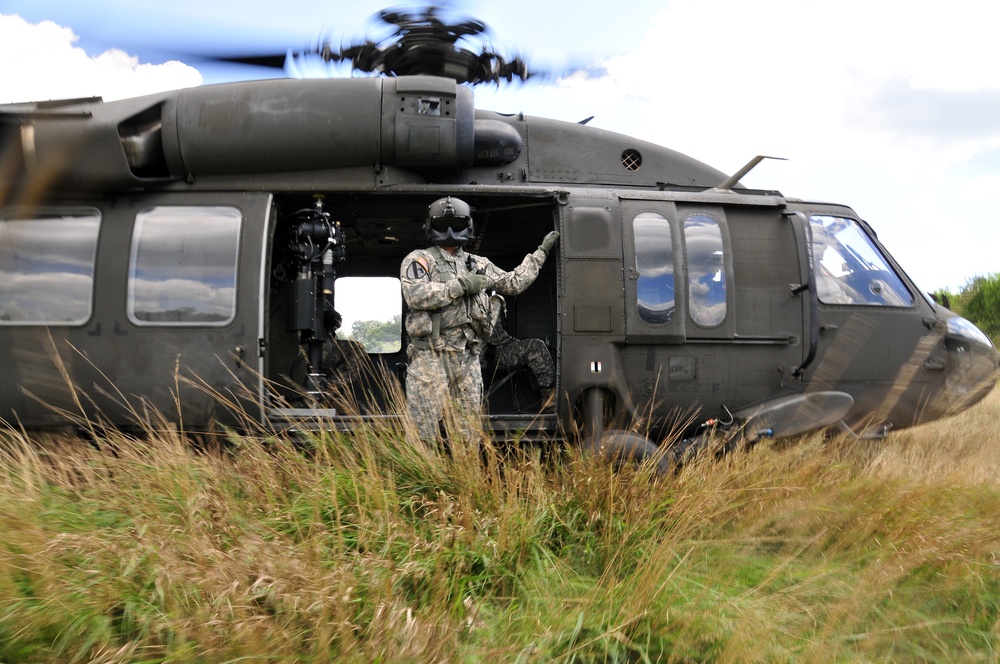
128, 206, 242, 326
685, 214, 727, 327
0, 209, 101, 325
333, 276, 402, 353
633, 212, 675, 324
809, 215, 913, 306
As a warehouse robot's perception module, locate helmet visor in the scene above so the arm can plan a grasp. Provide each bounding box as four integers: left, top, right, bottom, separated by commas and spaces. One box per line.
429, 216, 471, 233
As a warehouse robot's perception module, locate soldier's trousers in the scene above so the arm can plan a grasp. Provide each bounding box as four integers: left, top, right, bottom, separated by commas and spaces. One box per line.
405, 346, 483, 442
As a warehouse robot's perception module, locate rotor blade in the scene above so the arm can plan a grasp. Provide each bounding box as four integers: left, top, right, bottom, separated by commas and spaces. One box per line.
164, 6, 588, 86
213, 53, 290, 69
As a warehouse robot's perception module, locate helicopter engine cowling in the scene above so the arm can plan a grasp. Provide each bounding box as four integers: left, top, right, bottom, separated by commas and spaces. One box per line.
11, 76, 477, 192
166, 76, 476, 179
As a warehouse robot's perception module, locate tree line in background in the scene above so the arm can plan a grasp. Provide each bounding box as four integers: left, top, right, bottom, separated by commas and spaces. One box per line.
933, 273, 1000, 345
342, 313, 402, 353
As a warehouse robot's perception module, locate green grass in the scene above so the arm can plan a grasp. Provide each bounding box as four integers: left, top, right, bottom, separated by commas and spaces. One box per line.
3, 389, 1000, 663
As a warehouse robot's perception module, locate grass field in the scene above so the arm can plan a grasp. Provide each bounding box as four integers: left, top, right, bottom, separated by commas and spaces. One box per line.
2, 386, 1000, 663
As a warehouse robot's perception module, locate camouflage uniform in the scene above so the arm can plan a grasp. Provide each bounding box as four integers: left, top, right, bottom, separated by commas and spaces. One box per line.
401, 245, 547, 441
322, 338, 374, 402
486, 294, 555, 392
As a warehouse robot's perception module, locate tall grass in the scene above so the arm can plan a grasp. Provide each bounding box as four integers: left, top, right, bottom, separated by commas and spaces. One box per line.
2, 386, 1000, 662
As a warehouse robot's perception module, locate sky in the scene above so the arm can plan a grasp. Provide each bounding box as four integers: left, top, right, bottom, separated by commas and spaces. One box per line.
2, 0, 1000, 294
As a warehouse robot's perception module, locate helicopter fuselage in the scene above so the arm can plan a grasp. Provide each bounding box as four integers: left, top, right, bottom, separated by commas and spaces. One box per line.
1, 75, 997, 443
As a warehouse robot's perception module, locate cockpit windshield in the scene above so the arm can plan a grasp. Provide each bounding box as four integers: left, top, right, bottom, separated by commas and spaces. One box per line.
809, 215, 913, 307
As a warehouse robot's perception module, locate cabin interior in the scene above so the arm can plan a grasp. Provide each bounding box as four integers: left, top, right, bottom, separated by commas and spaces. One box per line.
263, 191, 560, 423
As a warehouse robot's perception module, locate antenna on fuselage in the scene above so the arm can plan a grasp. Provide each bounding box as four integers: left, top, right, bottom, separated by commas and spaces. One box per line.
712, 155, 787, 192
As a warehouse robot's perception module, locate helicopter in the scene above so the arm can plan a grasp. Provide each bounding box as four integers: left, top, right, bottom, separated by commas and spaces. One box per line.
1, 6, 998, 463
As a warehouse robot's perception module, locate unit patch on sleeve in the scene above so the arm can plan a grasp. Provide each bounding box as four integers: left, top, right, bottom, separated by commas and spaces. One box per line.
406, 257, 429, 279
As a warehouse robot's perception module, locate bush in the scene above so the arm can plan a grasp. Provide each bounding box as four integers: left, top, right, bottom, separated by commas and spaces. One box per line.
963, 274, 1000, 345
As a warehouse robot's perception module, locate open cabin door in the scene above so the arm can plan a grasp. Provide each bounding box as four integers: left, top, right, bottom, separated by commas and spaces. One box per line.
258, 190, 562, 439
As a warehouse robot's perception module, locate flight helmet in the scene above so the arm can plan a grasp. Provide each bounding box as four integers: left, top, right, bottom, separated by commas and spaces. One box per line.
425, 196, 474, 247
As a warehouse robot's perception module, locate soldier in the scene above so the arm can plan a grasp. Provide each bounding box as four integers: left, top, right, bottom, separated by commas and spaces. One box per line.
400, 196, 559, 443
485, 293, 555, 400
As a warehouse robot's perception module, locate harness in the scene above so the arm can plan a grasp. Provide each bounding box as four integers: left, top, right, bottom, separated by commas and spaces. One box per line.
409, 312, 445, 351
407, 247, 489, 353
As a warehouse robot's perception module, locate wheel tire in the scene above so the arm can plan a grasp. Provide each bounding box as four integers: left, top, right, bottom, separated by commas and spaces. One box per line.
667, 430, 745, 469
666, 433, 709, 468
583, 429, 670, 476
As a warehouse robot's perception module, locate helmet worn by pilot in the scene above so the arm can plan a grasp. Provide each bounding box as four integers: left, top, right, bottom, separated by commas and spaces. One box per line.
400, 196, 560, 443
424, 195, 475, 247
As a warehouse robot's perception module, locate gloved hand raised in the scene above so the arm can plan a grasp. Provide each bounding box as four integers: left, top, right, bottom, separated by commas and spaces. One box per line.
457, 274, 489, 295
538, 230, 560, 256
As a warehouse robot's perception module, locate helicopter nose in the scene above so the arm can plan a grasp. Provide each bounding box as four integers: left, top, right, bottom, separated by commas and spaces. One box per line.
936, 316, 1000, 415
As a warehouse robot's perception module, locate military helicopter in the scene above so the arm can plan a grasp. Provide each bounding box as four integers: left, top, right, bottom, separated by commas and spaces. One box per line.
1, 6, 998, 463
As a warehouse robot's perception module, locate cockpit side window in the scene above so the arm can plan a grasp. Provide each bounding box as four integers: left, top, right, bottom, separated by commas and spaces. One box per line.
633, 212, 675, 324
0, 209, 101, 325
809, 215, 913, 307
685, 213, 727, 327
128, 206, 242, 326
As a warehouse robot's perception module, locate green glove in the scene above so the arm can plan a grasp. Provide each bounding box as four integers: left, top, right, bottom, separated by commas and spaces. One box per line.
538, 230, 560, 256
458, 274, 489, 296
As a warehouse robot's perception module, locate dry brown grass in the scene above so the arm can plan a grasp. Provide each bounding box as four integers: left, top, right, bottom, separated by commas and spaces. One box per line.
1, 386, 999, 662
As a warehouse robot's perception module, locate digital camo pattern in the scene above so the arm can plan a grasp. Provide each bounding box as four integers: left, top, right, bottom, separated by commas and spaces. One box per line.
322, 338, 372, 395
487, 296, 554, 390
491, 330, 555, 391
400, 245, 547, 440
400, 245, 546, 353
406, 344, 483, 441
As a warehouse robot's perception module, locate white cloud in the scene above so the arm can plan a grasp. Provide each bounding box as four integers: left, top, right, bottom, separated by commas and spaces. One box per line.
0, 13, 201, 103
3, 3, 997, 292
480, 0, 1000, 291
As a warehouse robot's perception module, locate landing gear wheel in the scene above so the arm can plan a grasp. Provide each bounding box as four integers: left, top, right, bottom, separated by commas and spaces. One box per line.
666, 431, 740, 468
583, 429, 670, 477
